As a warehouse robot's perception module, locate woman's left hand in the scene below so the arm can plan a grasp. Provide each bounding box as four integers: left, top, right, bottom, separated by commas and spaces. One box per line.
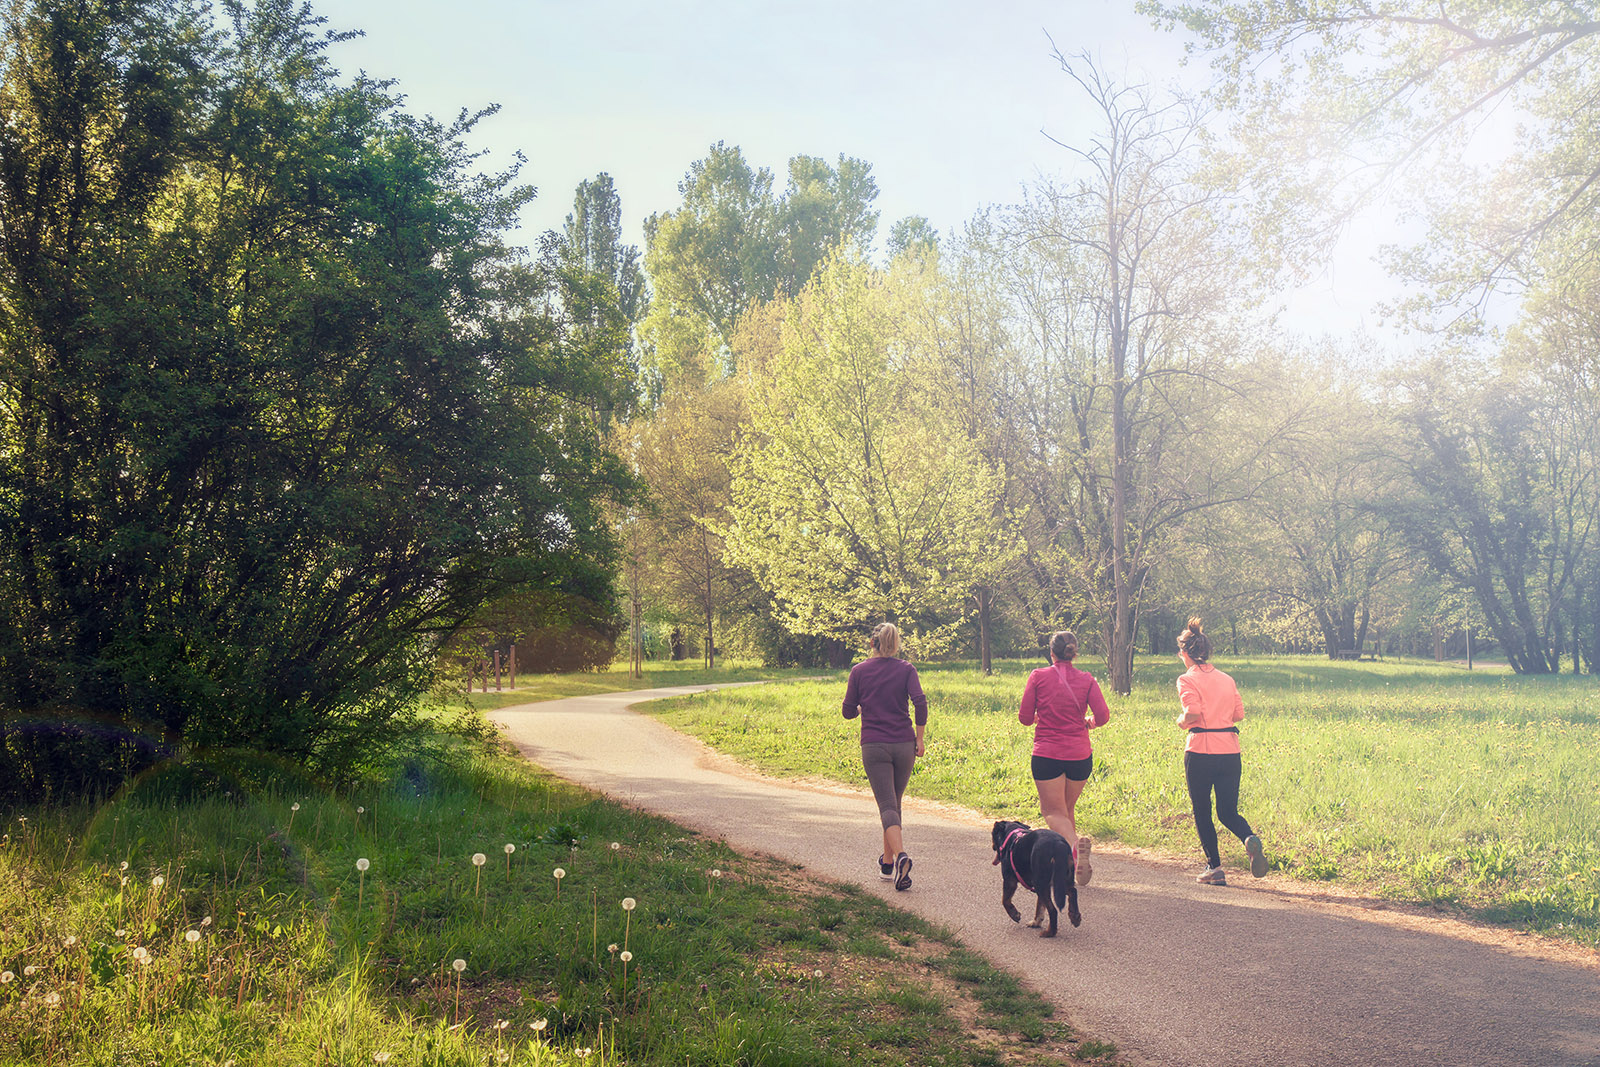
915, 739, 926, 758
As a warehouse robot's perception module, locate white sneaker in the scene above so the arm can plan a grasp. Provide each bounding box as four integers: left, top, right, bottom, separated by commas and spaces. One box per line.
1197, 866, 1227, 886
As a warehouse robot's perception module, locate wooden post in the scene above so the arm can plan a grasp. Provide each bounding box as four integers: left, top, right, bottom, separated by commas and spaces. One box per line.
494, 649, 502, 691
508, 644, 516, 690
480, 654, 488, 693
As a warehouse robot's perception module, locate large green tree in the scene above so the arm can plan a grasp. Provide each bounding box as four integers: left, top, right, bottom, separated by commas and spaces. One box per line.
724, 252, 1005, 649
0, 0, 630, 799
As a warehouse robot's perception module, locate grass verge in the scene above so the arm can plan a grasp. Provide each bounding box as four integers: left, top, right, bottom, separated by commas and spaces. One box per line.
443, 660, 842, 713
0, 724, 1113, 1066
646, 655, 1600, 945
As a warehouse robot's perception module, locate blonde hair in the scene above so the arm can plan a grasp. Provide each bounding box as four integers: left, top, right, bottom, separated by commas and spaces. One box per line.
869, 622, 901, 658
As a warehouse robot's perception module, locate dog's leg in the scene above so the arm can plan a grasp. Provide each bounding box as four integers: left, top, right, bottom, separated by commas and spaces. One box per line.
1028, 896, 1044, 929
1002, 878, 1021, 923
1041, 896, 1058, 938
1066, 883, 1081, 928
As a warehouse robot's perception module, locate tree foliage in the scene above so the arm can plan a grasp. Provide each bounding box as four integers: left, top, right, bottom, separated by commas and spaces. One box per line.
0, 0, 631, 799
724, 252, 1006, 649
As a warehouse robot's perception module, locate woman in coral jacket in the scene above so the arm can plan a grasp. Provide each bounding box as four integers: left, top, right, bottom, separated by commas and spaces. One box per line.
1175, 616, 1267, 886
1017, 630, 1109, 886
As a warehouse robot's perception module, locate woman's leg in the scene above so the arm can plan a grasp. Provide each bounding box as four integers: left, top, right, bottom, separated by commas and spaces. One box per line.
1034, 774, 1088, 845
1212, 753, 1255, 843
1185, 752, 1223, 870
863, 742, 916, 863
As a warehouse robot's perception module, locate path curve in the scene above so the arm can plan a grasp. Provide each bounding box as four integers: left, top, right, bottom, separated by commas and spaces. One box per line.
492, 686, 1600, 1067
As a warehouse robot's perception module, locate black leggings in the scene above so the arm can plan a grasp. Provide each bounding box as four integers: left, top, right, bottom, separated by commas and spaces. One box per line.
1185, 751, 1255, 870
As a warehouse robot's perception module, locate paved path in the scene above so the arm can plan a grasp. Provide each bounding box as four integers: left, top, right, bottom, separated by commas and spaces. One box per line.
492, 686, 1600, 1067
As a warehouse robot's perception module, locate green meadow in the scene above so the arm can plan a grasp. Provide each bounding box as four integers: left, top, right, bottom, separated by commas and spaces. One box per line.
647, 656, 1600, 943
0, 722, 1108, 1067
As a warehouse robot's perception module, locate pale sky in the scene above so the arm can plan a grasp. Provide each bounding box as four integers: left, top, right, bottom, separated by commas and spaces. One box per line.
309, 0, 1398, 339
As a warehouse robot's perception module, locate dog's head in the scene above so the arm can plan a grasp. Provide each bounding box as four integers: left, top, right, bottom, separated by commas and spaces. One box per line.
992, 820, 1030, 854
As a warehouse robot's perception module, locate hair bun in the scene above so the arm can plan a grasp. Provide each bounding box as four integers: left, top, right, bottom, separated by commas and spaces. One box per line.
1186, 617, 1204, 633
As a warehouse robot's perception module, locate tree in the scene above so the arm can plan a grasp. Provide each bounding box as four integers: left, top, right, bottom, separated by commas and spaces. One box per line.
1219, 356, 1405, 658
888, 216, 939, 260
724, 251, 1007, 648
1387, 357, 1598, 674
640, 144, 878, 380
990, 54, 1253, 693
0, 0, 631, 799
622, 377, 749, 669
1145, 0, 1600, 306
556, 173, 647, 426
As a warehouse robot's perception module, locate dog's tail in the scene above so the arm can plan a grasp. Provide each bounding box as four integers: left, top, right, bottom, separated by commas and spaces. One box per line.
1052, 839, 1074, 912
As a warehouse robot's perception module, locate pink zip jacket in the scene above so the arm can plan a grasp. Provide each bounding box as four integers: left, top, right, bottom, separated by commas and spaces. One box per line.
1018, 662, 1110, 760
1176, 663, 1244, 754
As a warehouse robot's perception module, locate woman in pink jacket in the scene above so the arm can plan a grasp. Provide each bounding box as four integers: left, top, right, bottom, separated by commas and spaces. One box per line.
1018, 630, 1109, 886
1175, 617, 1267, 885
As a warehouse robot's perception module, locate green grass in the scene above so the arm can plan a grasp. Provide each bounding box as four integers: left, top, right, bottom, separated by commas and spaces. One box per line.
0, 723, 1106, 1066
646, 655, 1600, 944
445, 659, 843, 712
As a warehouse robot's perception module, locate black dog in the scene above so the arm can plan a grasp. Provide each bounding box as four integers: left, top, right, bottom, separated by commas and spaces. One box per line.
991, 820, 1081, 938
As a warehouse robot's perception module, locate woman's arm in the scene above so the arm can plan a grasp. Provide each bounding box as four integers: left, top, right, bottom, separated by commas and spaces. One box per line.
1018, 672, 1039, 726
842, 667, 860, 720
1085, 679, 1110, 728
1176, 676, 1204, 728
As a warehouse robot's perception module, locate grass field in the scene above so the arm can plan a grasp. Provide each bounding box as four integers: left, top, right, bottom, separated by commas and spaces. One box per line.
646, 655, 1600, 944
0, 722, 1114, 1066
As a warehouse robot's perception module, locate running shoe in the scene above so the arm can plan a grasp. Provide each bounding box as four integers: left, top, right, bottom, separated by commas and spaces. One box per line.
1197, 866, 1227, 886
877, 856, 894, 881
1244, 834, 1267, 878
1075, 835, 1094, 887
893, 851, 913, 891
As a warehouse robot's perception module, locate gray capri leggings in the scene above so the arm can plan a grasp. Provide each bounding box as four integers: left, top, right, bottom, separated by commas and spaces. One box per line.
861, 741, 917, 829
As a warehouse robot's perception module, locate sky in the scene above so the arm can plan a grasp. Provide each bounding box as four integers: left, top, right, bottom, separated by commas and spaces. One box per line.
308, 0, 1399, 340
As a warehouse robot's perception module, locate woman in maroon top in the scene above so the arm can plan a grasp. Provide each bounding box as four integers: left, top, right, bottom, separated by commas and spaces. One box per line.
842, 622, 927, 891
1018, 630, 1110, 886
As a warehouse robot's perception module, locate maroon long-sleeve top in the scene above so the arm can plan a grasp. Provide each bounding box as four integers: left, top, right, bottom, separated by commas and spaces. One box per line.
842, 656, 928, 745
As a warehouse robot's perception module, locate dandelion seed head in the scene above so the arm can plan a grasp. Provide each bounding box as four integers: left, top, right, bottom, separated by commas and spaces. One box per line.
201, 916, 212, 927
43, 991, 60, 1007
23, 966, 36, 977
712, 869, 722, 878
451, 958, 466, 973
619, 950, 632, 963
291, 802, 300, 812
185, 930, 200, 943
494, 1019, 509, 1030
472, 853, 486, 866
373, 1053, 391, 1064
609, 842, 620, 851
531, 1018, 548, 1032
0, 972, 11, 984
118, 861, 128, 872
356, 806, 365, 814
814, 969, 823, 979
62, 936, 77, 948
621, 897, 636, 911
120, 877, 128, 887
356, 857, 370, 872
114, 929, 126, 939
132, 947, 149, 963
504, 843, 515, 854
552, 868, 565, 880
151, 875, 164, 889
607, 943, 617, 954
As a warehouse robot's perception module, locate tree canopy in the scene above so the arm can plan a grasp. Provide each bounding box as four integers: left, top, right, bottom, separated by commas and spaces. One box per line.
0, 0, 632, 799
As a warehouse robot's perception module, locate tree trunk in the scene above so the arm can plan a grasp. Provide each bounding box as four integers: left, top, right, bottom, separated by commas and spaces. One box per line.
975, 586, 993, 675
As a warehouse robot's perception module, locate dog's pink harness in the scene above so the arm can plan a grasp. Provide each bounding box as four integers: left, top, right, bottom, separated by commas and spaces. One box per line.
993, 826, 1035, 893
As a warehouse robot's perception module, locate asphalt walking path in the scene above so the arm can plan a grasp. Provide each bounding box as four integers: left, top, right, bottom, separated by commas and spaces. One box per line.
491, 685, 1600, 1067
